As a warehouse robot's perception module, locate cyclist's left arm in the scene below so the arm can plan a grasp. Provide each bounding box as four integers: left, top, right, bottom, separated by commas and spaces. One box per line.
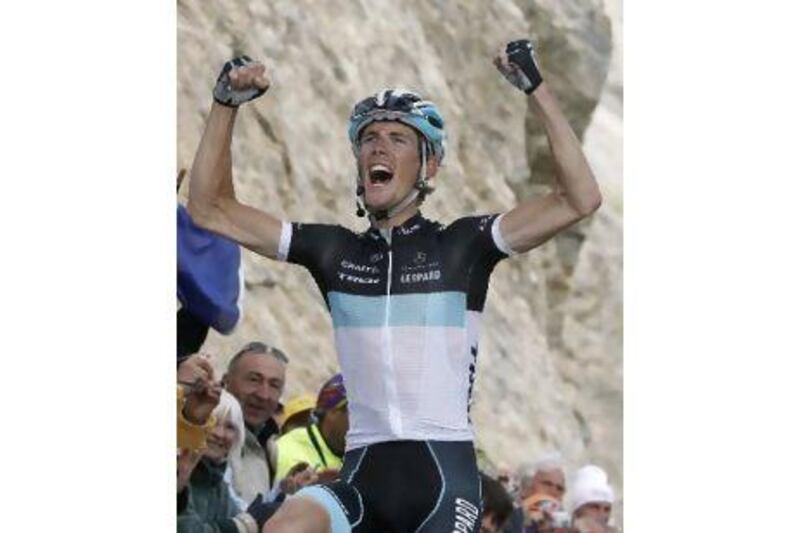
493, 41, 602, 254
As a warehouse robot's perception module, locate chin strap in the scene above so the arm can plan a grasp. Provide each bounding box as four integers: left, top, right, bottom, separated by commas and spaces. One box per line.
355, 142, 436, 222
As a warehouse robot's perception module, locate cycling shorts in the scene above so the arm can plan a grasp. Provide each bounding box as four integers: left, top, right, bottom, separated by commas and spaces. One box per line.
294, 440, 482, 532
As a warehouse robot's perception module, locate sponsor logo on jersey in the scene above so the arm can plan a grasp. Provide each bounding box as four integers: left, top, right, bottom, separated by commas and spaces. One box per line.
340, 259, 380, 274
452, 498, 479, 532
478, 215, 492, 232
399, 269, 441, 284
413, 251, 427, 265
369, 252, 384, 263
338, 272, 380, 284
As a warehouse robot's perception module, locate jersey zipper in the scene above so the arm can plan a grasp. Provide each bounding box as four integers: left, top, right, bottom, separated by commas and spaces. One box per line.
383, 231, 402, 436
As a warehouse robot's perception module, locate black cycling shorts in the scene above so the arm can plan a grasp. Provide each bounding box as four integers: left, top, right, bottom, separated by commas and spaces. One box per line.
294, 440, 482, 532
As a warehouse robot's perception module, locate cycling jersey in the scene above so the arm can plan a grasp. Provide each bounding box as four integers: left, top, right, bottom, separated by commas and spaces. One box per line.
277, 212, 514, 450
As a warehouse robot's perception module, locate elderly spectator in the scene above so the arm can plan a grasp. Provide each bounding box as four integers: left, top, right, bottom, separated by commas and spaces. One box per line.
569, 465, 615, 533
274, 374, 349, 489
519, 454, 566, 503
507, 454, 567, 532
178, 390, 279, 533
223, 342, 288, 504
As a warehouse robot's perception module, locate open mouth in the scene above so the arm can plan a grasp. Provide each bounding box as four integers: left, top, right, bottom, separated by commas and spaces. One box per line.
368, 164, 394, 185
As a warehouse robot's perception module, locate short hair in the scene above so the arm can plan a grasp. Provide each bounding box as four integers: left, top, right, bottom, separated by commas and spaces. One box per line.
210, 389, 246, 460
227, 341, 289, 373
480, 471, 513, 529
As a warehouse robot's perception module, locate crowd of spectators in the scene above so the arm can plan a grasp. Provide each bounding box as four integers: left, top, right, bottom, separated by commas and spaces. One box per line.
176, 342, 620, 533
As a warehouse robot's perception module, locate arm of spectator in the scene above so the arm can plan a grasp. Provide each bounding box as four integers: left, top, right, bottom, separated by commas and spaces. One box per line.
177, 488, 279, 533
177, 448, 203, 494
177, 353, 222, 451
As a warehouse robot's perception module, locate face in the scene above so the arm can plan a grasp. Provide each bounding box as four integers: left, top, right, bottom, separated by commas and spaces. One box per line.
357, 121, 437, 213
574, 502, 612, 525
224, 352, 286, 427
321, 403, 349, 455
204, 415, 239, 463
528, 468, 566, 501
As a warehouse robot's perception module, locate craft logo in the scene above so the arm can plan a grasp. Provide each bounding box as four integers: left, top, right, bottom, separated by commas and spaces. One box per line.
340, 259, 380, 274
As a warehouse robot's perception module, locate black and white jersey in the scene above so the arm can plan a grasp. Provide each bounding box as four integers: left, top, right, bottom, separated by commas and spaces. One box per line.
277, 212, 514, 450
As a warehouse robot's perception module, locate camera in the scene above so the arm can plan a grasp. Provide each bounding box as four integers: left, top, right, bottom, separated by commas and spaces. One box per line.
550, 510, 571, 528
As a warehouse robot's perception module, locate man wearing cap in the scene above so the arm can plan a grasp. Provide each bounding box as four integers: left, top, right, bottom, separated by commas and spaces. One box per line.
278, 394, 316, 435
569, 465, 616, 533
274, 374, 349, 487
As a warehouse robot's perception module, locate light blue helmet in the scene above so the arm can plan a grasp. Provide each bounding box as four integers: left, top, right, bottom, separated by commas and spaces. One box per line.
347, 88, 446, 163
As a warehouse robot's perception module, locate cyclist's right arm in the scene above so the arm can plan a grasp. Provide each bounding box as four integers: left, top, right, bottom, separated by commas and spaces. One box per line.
187, 60, 283, 260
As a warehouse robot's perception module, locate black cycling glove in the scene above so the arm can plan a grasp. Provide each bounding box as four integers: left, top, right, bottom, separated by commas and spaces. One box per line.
245, 493, 281, 529
503, 39, 543, 94
213, 55, 268, 107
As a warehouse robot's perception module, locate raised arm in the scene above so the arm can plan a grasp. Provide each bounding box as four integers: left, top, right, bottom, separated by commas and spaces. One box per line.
187, 57, 284, 260
493, 40, 602, 254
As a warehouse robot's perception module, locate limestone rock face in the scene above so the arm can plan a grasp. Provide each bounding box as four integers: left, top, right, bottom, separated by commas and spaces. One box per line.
178, 0, 623, 502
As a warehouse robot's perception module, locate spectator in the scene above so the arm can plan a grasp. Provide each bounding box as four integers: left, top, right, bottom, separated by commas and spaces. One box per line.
178, 390, 279, 533
178, 358, 222, 520
481, 472, 514, 533
570, 465, 615, 532
274, 374, 349, 486
177, 353, 222, 454
278, 394, 316, 435
508, 454, 567, 532
519, 454, 566, 503
223, 341, 288, 504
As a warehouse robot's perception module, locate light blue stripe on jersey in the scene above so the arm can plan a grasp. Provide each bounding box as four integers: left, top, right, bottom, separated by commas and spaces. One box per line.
328, 291, 466, 328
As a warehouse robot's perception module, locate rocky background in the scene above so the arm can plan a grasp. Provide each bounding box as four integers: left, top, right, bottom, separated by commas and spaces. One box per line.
178, 0, 623, 515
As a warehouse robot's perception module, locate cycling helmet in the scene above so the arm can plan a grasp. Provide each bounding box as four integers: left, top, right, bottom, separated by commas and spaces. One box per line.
348, 88, 446, 163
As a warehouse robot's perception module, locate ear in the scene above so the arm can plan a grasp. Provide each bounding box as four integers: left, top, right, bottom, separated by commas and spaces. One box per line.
425, 157, 439, 179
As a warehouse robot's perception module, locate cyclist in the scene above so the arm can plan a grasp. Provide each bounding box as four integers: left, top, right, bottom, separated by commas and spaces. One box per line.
187, 39, 601, 533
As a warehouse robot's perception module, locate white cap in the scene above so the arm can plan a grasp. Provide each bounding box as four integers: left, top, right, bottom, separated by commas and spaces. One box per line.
570, 465, 615, 513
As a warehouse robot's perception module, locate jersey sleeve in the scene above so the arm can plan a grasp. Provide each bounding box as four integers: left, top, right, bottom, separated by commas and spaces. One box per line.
447, 214, 512, 312
276, 221, 354, 299
449, 213, 512, 263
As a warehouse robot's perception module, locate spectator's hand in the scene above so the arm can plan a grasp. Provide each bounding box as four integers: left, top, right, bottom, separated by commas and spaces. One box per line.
315, 468, 340, 484
178, 352, 215, 387
177, 448, 202, 492
279, 463, 321, 495
213, 56, 270, 108
179, 353, 221, 424
494, 39, 543, 94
